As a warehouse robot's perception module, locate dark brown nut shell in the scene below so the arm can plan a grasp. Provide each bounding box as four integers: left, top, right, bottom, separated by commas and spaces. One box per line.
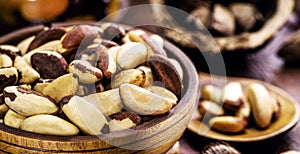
109, 111, 142, 125
31, 51, 68, 79
149, 54, 182, 98
0, 67, 18, 92
0, 45, 21, 60
28, 27, 66, 52
102, 23, 126, 44
97, 45, 117, 79
61, 25, 102, 49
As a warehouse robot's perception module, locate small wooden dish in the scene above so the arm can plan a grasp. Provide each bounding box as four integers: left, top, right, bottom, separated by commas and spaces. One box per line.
188, 73, 300, 142
0, 23, 199, 153
149, 0, 294, 52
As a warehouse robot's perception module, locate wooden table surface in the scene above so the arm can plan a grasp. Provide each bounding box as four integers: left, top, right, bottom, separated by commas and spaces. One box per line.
120, 1, 300, 153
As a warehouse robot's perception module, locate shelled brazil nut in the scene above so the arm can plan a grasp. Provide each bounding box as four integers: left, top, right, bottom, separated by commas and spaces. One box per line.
0, 23, 183, 136
199, 82, 281, 133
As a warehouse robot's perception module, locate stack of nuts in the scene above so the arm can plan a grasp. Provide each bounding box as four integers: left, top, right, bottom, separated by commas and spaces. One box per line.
199, 82, 281, 133
0, 23, 183, 136
186, 1, 264, 36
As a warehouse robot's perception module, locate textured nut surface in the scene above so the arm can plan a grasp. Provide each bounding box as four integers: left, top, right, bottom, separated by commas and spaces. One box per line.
223, 82, 244, 112
145, 86, 178, 106
83, 88, 122, 116
117, 42, 148, 69
14, 56, 40, 84
62, 96, 108, 135
42, 73, 78, 103
4, 109, 26, 129
101, 23, 126, 43
209, 116, 246, 133
3, 86, 58, 116
0, 45, 20, 60
201, 84, 223, 103
247, 83, 273, 128
137, 66, 154, 88
28, 27, 66, 51
68, 60, 103, 84
168, 58, 183, 81
120, 84, 174, 115
20, 114, 79, 136
111, 69, 145, 89
31, 50, 68, 79
108, 111, 142, 132
0, 67, 18, 92
149, 54, 182, 98
0, 54, 13, 68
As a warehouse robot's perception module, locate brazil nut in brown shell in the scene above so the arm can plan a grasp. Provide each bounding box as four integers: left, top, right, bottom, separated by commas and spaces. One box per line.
0, 67, 18, 92
28, 27, 66, 51
31, 51, 68, 79
149, 54, 182, 98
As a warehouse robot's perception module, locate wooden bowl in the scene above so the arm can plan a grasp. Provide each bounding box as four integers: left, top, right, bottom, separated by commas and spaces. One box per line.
0, 23, 199, 153
149, 0, 294, 52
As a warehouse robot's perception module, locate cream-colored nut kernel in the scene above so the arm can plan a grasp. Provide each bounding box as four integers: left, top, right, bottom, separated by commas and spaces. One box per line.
4, 109, 26, 129
97, 45, 117, 79
168, 58, 184, 81
0, 67, 18, 92
0, 53, 13, 68
19, 84, 32, 90
83, 88, 122, 116
119, 84, 174, 115
0, 45, 21, 59
17, 35, 35, 55
247, 83, 273, 128
14, 56, 40, 84
107, 46, 121, 62
68, 60, 103, 84
201, 84, 223, 103
198, 100, 224, 117
32, 40, 61, 51
122, 33, 132, 44
145, 86, 178, 106
20, 114, 79, 136
137, 66, 154, 88
108, 111, 142, 132
111, 69, 145, 89
33, 83, 50, 94
117, 42, 148, 69
3, 86, 58, 116
223, 82, 244, 111
128, 30, 167, 57
209, 116, 247, 133
30, 50, 68, 79
62, 96, 108, 135
150, 34, 164, 47
42, 73, 79, 103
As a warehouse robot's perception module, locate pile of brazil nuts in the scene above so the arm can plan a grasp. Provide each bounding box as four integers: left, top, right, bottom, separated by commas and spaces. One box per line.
199, 82, 281, 133
0, 23, 184, 136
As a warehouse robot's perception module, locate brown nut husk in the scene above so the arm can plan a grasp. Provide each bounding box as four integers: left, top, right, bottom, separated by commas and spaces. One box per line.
42, 73, 79, 103
101, 23, 126, 44
28, 27, 66, 51
83, 88, 122, 116
0, 45, 21, 60
149, 54, 182, 98
119, 84, 175, 115
61, 96, 108, 135
0, 67, 18, 92
209, 116, 247, 133
97, 45, 117, 79
30, 50, 68, 79
108, 111, 142, 132
247, 83, 273, 128
20, 114, 79, 136
3, 86, 58, 116
14, 56, 40, 84
68, 60, 103, 84
4, 109, 26, 129
223, 82, 244, 112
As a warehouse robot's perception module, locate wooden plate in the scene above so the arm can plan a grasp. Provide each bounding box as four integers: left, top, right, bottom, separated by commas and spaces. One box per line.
188, 73, 300, 142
